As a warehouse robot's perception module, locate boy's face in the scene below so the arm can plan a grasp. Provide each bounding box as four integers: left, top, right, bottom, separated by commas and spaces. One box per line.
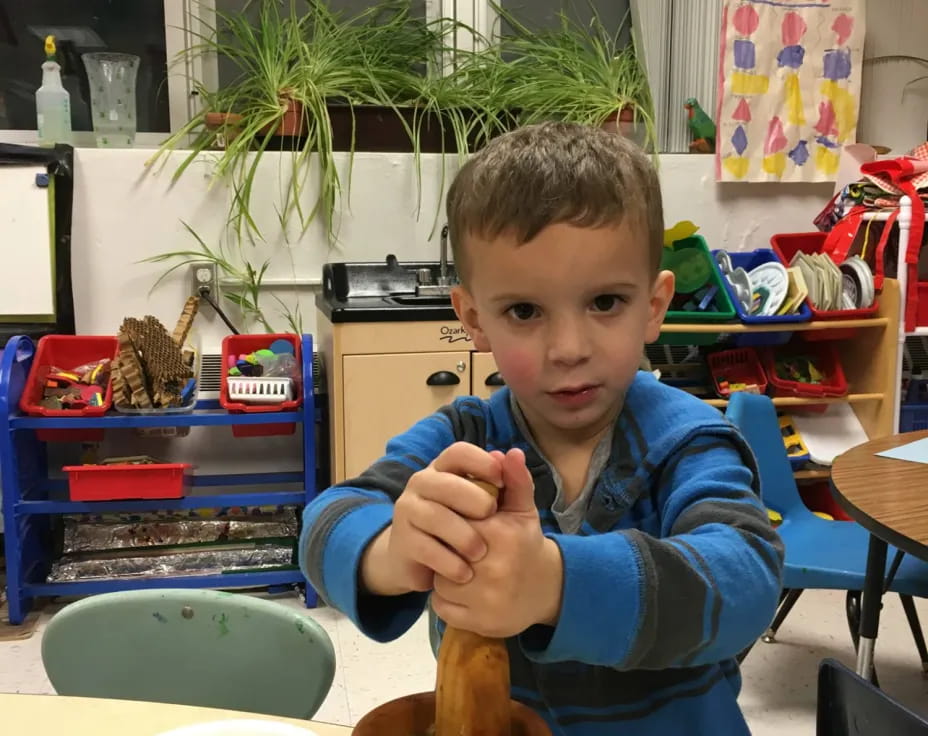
452, 222, 674, 444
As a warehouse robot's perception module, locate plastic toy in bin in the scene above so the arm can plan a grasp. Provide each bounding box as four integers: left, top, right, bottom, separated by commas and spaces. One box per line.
761, 343, 848, 399
778, 415, 811, 469
707, 348, 767, 398
220, 334, 302, 437
225, 340, 298, 405
39, 358, 111, 411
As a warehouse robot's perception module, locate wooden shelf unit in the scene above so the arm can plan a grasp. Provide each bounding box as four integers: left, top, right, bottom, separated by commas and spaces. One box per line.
659, 278, 900, 441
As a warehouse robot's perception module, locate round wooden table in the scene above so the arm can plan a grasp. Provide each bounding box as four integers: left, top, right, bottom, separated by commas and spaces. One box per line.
1, 693, 353, 735
832, 430, 928, 680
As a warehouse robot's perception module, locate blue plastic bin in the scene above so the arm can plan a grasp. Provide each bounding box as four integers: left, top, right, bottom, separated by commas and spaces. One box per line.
900, 378, 928, 432
713, 249, 813, 324
714, 248, 812, 346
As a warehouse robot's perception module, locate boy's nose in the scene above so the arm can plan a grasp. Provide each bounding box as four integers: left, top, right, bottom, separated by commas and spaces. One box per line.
546, 318, 592, 366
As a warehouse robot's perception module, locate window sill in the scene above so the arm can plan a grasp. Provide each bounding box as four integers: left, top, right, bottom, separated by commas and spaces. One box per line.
0, 130, 170, 150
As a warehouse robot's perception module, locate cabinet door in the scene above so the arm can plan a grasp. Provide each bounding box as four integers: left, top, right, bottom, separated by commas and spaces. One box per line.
472, 352, 505, 401
342, 352, 471, 478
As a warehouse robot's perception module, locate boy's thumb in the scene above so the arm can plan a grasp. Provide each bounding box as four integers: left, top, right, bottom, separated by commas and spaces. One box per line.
499, 448, 536, 513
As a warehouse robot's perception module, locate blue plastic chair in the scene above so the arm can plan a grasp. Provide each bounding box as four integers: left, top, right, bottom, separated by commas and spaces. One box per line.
726, 392, 928, 672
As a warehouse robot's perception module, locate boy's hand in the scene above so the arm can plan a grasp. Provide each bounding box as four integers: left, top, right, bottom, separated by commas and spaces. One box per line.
431, 448, 564, 638
361, 442, 503, 597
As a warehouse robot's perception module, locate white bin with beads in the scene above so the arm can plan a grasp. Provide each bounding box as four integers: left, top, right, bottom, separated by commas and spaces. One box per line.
225, 376, 293, 405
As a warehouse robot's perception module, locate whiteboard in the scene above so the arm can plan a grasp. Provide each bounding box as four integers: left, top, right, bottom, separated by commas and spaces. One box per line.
0, 166, 56, 320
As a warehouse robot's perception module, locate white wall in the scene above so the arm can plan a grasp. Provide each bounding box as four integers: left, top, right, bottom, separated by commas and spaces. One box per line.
859, 0, 928, 155
72, 148, 834, 353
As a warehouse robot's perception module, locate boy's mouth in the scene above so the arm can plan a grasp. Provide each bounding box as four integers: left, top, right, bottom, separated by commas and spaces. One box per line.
547, 384, 601, 406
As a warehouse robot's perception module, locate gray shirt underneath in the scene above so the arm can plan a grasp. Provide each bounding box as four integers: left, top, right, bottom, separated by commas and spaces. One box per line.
509, 394, 614, 534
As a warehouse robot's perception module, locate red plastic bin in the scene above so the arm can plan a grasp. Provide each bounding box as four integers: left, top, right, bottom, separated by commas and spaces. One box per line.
63, 463, 192, 501
20, 335, 119, 442
760, 343, 848, 399
220, 334, 301, 437
770, 233, 879, 340
707, 348, 768, 398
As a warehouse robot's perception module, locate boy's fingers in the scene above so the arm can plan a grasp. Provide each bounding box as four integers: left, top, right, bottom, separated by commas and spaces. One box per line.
414, 471, 499, 519
409, 532, 473, 584
499, 448, 536, 513
432, 442, 504, 487
410, 499, 488, 562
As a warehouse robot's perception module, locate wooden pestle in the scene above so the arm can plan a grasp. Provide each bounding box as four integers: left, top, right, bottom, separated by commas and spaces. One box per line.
435, 478, 512, 736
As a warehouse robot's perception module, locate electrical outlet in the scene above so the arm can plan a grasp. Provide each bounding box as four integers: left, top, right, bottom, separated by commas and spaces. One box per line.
190, 261, 219, 298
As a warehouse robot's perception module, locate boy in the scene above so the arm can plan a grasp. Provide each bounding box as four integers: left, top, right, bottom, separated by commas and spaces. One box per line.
300, 122, 783, 735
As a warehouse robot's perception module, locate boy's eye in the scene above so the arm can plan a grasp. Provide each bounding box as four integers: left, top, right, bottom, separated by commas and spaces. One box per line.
592, 294, 625, 312
507, 303, 539, 321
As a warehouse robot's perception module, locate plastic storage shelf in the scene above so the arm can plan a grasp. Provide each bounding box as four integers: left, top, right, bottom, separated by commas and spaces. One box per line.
0, 334, 321, 626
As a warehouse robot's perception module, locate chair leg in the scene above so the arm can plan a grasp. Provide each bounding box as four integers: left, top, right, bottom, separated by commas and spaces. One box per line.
899, 594, 928, 675
846, 591, 880, 687
847, 591, 862, 652
763, 589, 804, 643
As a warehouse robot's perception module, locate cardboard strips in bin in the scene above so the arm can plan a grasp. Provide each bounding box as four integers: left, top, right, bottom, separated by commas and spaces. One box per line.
112, 296, 199, 411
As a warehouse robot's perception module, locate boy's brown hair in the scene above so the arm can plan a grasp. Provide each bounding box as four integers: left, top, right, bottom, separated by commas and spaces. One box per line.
446, 121, 664, 283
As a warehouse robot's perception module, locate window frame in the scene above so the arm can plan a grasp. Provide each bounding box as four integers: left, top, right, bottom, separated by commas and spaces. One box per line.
0, 0, 685, 152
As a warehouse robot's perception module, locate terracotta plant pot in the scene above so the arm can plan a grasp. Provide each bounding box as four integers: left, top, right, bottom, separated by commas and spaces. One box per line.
204, 112, 244, 146
260, 98, 306, 137
352, 691, 552, 736
601, 105, 636, 136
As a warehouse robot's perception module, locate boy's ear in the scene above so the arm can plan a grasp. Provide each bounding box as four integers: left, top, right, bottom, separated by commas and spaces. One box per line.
644, 269, 675, 343
451, 285, 491, 351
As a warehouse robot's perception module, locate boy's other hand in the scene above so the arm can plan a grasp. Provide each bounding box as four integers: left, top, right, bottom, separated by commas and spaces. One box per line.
361, 442, 503, 597
431, 448, 564, 638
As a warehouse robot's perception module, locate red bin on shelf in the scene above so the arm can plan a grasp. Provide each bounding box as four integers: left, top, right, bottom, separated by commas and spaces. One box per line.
63, 463, 192, 501
219, 334, 302, 437
20, 335, 118, 442
770, 232, 880, 341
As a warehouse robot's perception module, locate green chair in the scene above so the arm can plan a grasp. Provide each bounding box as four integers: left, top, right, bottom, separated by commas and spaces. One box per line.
41, 588, 335, 720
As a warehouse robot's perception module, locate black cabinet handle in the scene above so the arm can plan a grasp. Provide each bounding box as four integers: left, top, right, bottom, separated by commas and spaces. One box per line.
427, 370, 460, 386
485, 372, 505, 387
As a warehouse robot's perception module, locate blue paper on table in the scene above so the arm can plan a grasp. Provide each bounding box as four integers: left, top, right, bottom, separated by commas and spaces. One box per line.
876, 438, 928, 465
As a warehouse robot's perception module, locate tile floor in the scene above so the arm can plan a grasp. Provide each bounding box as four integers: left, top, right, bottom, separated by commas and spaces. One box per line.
3, 589, 928, 734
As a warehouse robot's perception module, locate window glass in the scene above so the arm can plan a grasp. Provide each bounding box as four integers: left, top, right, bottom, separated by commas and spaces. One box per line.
0, 1, 169, 132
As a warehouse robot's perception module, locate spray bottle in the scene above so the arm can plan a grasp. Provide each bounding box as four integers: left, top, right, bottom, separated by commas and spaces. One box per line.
36, 35, 72, 147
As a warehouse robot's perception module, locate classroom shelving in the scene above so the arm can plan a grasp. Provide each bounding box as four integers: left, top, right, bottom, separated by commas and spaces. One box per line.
0, 334, 320, 625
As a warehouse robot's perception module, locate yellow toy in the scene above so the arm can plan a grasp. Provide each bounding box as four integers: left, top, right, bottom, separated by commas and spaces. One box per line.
778, 415, 810, 468
663, 220, 700, 247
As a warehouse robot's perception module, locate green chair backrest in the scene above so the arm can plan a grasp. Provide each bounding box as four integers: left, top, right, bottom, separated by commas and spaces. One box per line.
41, 589, 335, 720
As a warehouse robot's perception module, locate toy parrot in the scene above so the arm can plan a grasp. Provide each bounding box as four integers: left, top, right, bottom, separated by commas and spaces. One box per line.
684, 97, 716, 154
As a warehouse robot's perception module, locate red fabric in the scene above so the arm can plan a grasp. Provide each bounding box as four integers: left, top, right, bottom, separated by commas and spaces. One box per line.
860, 159, 927, 331
872, 210, 900, 289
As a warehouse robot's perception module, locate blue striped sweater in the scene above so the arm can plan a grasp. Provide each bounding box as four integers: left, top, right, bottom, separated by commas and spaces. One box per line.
300, 372, 784, 735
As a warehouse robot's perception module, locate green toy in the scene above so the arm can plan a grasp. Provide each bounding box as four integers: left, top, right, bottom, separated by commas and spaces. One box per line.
684, 97, 716, 154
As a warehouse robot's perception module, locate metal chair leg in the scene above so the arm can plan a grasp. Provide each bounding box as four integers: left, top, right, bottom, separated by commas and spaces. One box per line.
899, 594, 928, 675
763, 588, 804, 643
847, 590, 880, 687
847, 590, 862, 652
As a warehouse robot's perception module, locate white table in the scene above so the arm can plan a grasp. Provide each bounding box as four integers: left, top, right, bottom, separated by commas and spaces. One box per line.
1, 693, 353, 735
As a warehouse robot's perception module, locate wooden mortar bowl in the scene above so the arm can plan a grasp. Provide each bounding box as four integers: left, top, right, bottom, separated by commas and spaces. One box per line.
352, 691, 551, 736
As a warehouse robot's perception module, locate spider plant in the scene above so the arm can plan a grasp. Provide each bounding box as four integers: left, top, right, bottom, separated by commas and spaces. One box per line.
144, 222, 303, 334
149, 0, 408, 243
365, 19, 517, 233
492, 2, 657, 151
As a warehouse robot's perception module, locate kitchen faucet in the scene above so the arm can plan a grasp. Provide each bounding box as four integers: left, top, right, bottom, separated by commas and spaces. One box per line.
438, 224, 451, 288
415, 223, 453, 297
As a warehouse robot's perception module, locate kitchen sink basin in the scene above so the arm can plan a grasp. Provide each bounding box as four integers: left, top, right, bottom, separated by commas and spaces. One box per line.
384, 295, 453, 307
